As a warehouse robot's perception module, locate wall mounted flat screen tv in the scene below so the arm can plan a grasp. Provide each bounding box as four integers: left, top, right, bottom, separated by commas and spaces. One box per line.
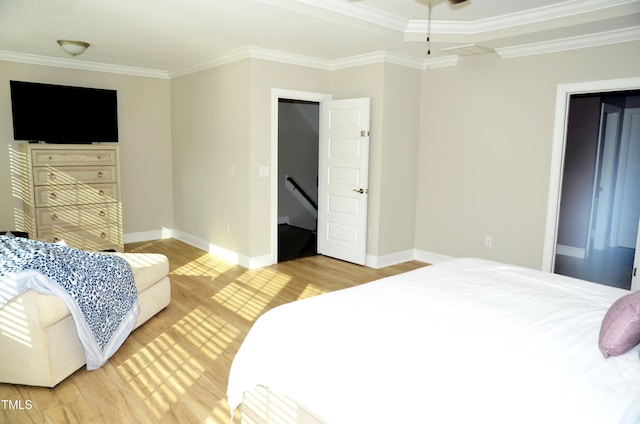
10, 80, 118, 144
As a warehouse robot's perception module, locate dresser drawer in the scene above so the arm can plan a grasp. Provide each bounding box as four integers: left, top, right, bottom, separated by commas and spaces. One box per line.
31, 149, 117, 167
33, 166, 117, 186
34, 183, 118, 207
36, 203, 119, 229
38, 226, 123, 252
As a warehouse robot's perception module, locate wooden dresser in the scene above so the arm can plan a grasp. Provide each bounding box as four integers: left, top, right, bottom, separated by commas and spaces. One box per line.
21, 143, 124, 252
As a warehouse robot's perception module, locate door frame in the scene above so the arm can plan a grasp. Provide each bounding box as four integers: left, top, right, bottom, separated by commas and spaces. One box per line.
270, 89, 332, 265
542, 77, 640, 272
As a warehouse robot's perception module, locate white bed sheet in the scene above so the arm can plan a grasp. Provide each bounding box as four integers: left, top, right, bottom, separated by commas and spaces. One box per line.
227, 258, 640, 424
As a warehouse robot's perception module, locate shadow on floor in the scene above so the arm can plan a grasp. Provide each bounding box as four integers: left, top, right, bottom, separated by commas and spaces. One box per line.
278, 224, 317, 263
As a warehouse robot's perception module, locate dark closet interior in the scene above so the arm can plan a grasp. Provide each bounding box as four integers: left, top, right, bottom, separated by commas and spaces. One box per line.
277, 99, 320, 262
554, 89, 640, 289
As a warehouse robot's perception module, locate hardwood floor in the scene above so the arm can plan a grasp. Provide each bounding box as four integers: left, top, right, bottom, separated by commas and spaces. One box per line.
554, 247, 634, 290
0, 239, 426, 423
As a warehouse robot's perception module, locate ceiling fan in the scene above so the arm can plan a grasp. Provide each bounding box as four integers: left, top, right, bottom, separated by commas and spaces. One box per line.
426, 0, 469, 55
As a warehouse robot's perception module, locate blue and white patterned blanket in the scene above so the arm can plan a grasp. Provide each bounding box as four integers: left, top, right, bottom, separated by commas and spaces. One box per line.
0, 236, 139, 370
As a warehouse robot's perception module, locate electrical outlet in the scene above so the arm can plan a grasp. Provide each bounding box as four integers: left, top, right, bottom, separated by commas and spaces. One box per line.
484, 236, 493, 248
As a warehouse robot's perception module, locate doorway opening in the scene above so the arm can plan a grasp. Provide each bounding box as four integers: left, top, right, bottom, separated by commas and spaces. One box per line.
553, 89, 640, 289
277, 98, 320, 262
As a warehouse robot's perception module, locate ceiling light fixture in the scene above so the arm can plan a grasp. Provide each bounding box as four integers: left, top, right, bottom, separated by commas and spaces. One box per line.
57, 39, 90, 57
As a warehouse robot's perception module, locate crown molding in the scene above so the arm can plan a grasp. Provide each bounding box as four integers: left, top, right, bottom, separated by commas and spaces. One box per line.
408, 0, 639, 36
495, 25, 640, 58
169, 46, 332, 78
329, 51, 424, 70
423, 55, 459, 70
2, 20, 637, 78
264, 0, 640, 37
171, 47, 434, 78
0, 50, 169, 79
292, 0, 408, 32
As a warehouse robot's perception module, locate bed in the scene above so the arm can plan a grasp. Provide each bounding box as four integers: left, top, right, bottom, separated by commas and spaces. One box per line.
227, 258, 640, 424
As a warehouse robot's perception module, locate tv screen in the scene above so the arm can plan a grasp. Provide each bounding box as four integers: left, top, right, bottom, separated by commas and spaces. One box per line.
10, 80, 118, 144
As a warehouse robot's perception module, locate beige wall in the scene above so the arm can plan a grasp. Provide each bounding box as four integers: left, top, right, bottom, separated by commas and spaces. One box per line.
171, 60, 251, 254
170, 58, 421, 264
0, 61, 173, 238
377, 63, 421, 257
3, 39, 638, 269
328, 63, 421, 259
170, 59, 332, 260
415, 41, 640, 269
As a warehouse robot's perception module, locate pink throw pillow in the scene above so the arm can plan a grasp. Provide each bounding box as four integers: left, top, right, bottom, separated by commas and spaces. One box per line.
599, 291, 640, 358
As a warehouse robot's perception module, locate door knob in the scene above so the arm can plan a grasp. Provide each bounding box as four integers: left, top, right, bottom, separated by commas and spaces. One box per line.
353, 188, 367, 194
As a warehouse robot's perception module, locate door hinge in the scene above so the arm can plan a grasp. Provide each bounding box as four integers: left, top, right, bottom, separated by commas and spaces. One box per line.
634, 267, 637, 277
360, 130, 370, 137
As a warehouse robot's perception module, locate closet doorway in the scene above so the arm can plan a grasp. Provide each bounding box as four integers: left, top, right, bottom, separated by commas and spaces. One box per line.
554, 89, 640, 289
277, 98, 320, 262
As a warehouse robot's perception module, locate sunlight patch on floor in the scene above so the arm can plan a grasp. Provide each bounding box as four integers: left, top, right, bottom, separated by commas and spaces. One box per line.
117, 332, 186, 418
117, 308, 241, 419
212, 268, 293, 321
171, 252, 236, 278
174, 306, 241, 360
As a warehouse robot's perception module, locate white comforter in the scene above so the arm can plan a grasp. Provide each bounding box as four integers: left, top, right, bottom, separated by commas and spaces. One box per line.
227, 258, 640, 424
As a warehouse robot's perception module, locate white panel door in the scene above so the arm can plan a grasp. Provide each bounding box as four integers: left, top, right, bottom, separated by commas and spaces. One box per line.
612, 108, 640, 248
590, 103, 621, 251
318, 98, 370, 265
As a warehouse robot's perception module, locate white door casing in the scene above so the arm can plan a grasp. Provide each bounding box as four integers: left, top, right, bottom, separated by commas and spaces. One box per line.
318, 98, 371, 265
542, 77, 640, 273
271, 89, 332, 267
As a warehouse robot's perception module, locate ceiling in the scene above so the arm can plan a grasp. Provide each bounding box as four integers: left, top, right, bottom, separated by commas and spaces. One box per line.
0, 0, 638, 77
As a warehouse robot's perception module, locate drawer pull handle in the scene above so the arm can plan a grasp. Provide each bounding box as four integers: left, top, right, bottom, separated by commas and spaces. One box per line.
48, 156, 53, 160
51, 214, 58, 221
100, 232, 107, 239
49, 172, 56, 180
97, 171, 103, 178
49, 192, 57, 200
53, 237, 60, 242
99, 210, 106, 217
98, 190, 104, 196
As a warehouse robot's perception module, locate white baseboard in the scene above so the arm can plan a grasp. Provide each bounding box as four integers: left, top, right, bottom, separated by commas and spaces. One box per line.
556, 244, 585, 259
125, 228, 453, 269
414, 249, 454, 265
366, 249, 415, 269
171, 229, 274, 269
124, 229, 174, 244
367, 249, 454, 268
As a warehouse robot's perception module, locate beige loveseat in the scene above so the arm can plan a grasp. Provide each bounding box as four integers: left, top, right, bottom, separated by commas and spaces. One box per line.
0, 252, 171, 387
